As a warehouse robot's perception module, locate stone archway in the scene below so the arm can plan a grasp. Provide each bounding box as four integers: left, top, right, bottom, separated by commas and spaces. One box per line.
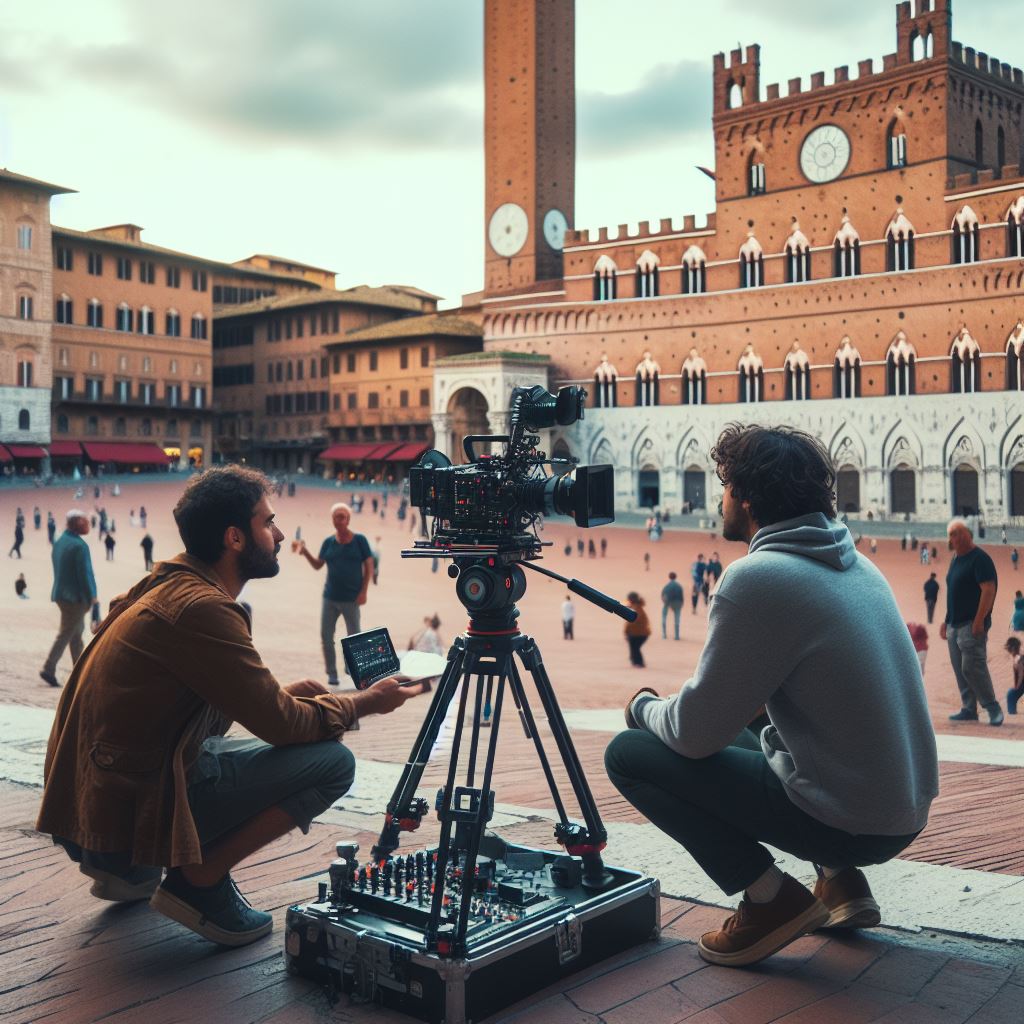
446, 387, 489, 464
638, 464, 661, 508
836, 465, 861, 513
891, 464, 917, 514
1011, 463, 1024, 516
952, 464, 980, 516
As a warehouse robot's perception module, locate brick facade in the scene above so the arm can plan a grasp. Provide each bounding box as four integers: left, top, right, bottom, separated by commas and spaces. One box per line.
476, 0, 1024, 520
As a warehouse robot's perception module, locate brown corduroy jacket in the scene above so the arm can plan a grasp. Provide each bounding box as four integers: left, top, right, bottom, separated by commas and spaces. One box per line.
36, 554, 356, 868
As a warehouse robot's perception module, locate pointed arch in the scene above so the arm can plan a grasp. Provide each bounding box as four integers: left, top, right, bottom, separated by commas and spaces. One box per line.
738, 344, 764, 403
593, 254, 617, 301
680, 348, 707, 406
682, 244, 707, 294
593, 354, 619, 408
950, 326, 981, 393
636, 249, 660, 298
1007, 195, 1023, 257
886, 208, 915, 271
783, 342, 811, 400
784, 220, 811, 283
833, 210, 861, 277
1005, 321, 1023, 391
833, 336, 862, 398
951, 205, 980, 264
887, 115, 908, 167
887, 331, 917, 396
739, 232, 764, 288
634, 351, 660, 407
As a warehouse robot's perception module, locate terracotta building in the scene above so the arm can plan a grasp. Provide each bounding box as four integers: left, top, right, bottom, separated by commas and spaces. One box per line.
47, 224, 320, 472
211, 285, 479, 475
0, 169, 71, 472
446, 0, 1024, 521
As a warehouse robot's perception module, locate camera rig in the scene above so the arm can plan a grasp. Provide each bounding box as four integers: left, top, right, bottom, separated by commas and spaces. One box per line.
285, 387, 658, 1024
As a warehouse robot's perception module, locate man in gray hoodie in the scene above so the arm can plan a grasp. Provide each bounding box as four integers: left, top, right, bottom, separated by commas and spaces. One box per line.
606, 424, 938, 968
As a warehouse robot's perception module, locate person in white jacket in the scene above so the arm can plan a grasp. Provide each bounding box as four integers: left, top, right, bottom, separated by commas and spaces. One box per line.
606, 424, 938, 969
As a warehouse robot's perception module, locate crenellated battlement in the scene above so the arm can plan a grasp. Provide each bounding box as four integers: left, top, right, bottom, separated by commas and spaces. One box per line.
716, 0, 1021, 122
565, 213, 717, 249
950, 42, 1024, 89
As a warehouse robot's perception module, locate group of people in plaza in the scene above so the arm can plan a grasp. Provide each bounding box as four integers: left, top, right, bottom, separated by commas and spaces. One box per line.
20, 422, 1023, 970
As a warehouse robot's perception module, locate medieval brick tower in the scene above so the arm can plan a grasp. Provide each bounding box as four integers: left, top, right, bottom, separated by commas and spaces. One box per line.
483, 0, 575, 296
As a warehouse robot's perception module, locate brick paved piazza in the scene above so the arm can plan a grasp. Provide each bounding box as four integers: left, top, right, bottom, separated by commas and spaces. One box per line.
1, 476, 1021, 1024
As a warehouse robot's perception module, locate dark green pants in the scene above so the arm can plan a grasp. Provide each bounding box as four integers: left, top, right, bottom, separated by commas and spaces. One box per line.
605, 728, 918, 896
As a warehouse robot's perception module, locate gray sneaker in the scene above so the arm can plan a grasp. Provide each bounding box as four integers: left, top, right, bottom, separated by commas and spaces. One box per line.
150, 869, 272, 946
985, 703, 1005, 727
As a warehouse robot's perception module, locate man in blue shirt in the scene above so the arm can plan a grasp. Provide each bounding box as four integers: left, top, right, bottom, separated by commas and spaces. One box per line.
690, 554, 708, 614
40, 509, 99, 687
297, 503, 374, 685
942, 518, 1002, 725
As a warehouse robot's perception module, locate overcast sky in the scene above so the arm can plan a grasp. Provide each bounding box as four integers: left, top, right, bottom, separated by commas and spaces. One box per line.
0, 1, 1017, 307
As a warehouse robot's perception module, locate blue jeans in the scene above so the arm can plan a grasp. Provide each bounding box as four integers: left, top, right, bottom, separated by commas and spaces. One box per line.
946, 624, 997, 711
662, 601, 682, 638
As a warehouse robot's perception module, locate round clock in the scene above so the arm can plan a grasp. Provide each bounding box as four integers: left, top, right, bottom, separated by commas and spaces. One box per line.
488, 203, 529, 257
542, 208, 568, 251
799, 125, 851, 183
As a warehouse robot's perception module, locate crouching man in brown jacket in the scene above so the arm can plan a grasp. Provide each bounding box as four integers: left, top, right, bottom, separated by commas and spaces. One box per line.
36, 466, 426, 947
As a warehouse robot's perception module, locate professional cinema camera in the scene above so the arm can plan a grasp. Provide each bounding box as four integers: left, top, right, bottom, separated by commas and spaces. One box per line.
407, 384, 613, 558
285, 385, 658, 1024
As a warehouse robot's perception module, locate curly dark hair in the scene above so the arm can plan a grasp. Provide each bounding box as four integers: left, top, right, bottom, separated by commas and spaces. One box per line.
173, 465, 271, 563
711, 423, 836, 526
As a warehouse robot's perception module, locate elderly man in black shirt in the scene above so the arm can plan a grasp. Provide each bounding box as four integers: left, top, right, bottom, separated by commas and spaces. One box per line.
941, 518, 1002, 725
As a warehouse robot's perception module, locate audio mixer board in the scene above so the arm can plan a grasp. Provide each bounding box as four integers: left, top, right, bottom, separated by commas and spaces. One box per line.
285, 833, 659, 1024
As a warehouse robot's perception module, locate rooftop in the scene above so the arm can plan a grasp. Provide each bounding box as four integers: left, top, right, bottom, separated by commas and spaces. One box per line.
0, 167, 76, 196
234, 254, 338, 276
51, 224, 322, 286
330, 312, 481, 345
216, 284, 430, 318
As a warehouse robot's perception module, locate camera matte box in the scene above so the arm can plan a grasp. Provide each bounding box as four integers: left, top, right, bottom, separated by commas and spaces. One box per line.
285, 847, 659, 1024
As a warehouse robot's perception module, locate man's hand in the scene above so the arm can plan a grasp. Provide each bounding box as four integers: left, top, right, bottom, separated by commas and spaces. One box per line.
625, 687, 659, 729
356, 590, 368, 607
285, 679, 330, 698
352, 676, 428, 717
939, 622, 948, 641
971, 621, 987, 638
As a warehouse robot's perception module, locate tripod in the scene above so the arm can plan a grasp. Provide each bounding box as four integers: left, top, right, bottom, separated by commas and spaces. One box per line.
370, 559, 620, 957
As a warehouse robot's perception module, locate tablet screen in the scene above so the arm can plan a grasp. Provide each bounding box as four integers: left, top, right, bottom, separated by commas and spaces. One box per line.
341, 628, 401, 690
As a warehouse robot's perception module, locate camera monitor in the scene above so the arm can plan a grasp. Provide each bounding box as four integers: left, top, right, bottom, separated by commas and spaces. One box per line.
341, 628, 401, 691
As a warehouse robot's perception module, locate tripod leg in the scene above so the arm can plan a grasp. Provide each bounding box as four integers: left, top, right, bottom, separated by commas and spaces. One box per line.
371, 643, 466, 859
426, 660, 476, 943
517, 637, 614, 888
506, 659, 571, 826
454, 669, 507, 951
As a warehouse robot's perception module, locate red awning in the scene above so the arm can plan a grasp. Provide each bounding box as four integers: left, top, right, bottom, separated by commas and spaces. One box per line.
0, 445, 11, 463
364, 443, 402, 460
318, 443, 384, 461
5, 444, 47, 458
48, 441, 83, 457
384, 443, 428, 462
82, 442, 172, 465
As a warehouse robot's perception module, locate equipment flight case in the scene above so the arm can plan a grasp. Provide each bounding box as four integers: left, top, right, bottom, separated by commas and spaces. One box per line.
286, 835, 660, 1024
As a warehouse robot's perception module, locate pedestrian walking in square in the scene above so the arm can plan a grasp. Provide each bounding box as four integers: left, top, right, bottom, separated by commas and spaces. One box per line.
40, 509, 99, 687
141, 533, 155, 571
661, 572, 684, 640
923, 572, 940, 624
942, 518, 1003, 725
296, 503, 373, 686
561, 594, 575, 640
624, 592, 650, 667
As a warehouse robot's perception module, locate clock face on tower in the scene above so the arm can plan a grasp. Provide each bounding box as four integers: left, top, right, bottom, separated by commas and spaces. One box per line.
488, 203, 529, 257
542, 208, 568, 251
799, 125, 851, 183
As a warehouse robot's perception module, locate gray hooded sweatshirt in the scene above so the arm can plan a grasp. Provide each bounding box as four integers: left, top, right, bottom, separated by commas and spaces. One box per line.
633, 513, 939, 836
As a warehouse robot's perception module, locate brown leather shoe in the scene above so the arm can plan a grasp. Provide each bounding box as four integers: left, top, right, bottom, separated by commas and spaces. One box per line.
697, 874, 829, 967
813, 867, 881, 929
